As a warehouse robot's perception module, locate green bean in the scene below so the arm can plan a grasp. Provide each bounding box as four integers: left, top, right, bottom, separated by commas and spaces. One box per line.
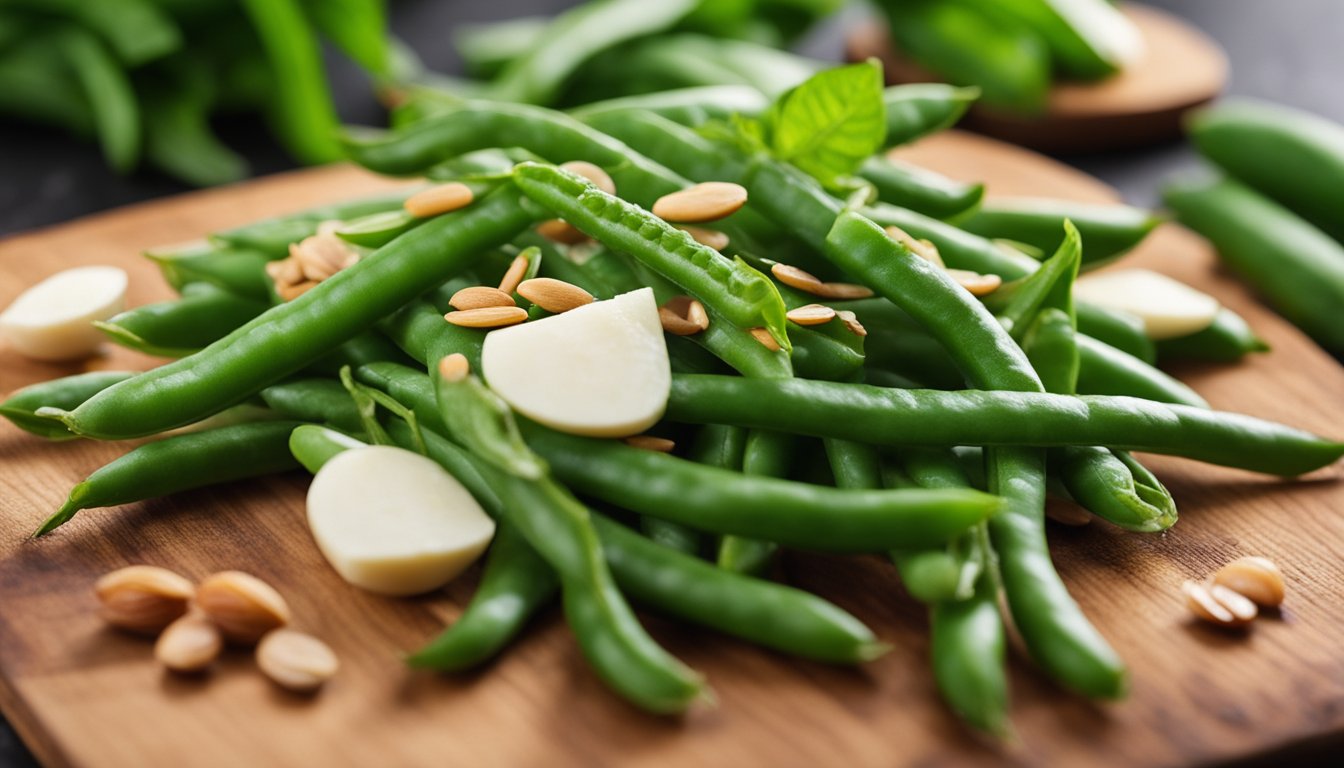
145, 241, 273, 301
1164, 176, 1344, 352
931, 550, 1009, 735
141, 60, 248, 187
569, 85, 769, 126
995, 0, 1137, 80
288, 424, 368, 475
455, 16, 549, 78
211, 189, 414, 257
58, 27, 140, 172
380, 299, 487, 372
1156, 307, 1269, 363
717, 430, 794, 574
8, 0, 181, 67
1075, 301, 1155, 364
1189, 99, 1344, 243
574, 33, 817, 99
1075, 334, 1207, 408
857, 157, 984, 220
36, 420, 303, 536
259, 379, 364, 434
1, 371, 134, 441
95, 283, 268, 358
0, 32, 95, 137
640, 424, 742, 557
513, 161, 790, 348
882, 83, 979, 148
1054, 447, 1178, 532
960, 199, 1162, 269
861, 203, 1039, 279
665, 374, 1344, 476
303, 0, 389, 76
1023, 308, 1080, 394
45, 187, 535, 439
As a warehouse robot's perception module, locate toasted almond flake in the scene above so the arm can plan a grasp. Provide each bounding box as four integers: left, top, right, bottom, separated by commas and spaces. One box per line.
95, 565, 195, 635
560, 161, 616, 195
497, 253, 532, 295
537, 218, 589, 245
770, 263, 826, 293
438, 353, 471, 382
445, 306, 529, 329
885, 226, 945, 267
658, 296, 709, 335
1184, 580, 1254, 628
450, 286, 516, 311
835, 310, 867, 337
1212, 556, 1285, 607
268, 257, 303, 286
676, 225, 730, 251
786, 304, 836, 326
814, 282, 876, 300
404, 182, 475, 218
257, 629, 338, 693
749, 327, 781, 351
947, 269, 1002, 296
652, 181, 748, 223
276, 280, 320, 302
196, 571, 291, 644
623, 435, 676, 453
517, 277, 594, 313
289, 239, 342, 282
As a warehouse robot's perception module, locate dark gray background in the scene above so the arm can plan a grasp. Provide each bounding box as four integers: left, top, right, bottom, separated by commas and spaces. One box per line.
1, 1, 1340, 765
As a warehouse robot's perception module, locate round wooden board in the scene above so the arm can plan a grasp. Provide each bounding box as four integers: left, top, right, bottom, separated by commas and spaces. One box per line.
1, 136, 1342, 768
850, 3, 1228, 153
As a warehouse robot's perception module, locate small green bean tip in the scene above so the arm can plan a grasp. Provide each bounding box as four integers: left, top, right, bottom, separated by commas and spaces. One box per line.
857, 641, 894, 663
33, 485, 87, 538
32, 407, 76, 431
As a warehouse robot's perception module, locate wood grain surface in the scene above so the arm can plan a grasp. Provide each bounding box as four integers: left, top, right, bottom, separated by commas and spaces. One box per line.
1, 136, 1342, 768
850, 3, 1229, 152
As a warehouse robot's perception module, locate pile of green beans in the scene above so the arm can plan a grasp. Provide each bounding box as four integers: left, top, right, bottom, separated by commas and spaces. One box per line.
7, 55, 1342, 737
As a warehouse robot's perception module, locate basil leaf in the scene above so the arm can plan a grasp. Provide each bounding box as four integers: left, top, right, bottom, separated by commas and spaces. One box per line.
766, 59, 887, 185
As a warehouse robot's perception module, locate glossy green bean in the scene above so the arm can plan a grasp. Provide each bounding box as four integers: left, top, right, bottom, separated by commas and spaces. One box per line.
240, 0, 342, 163
288, 424, 368, 474
717, 429, 794, 574
858, 157, 984, 220
7, 0, 180, 66
569, 85, 769, 126
259, 379, 364, 434
1075, 301, 1155, 364
145, 241, 273, 300
95, 283, 268, 358
1, 371, 134, 440
1075, 334, 1207, 408
960, 199, 1161, 269
211, 189, 414, 257
861, 203, 1039, 279
58, 27, 139, 172
1155, 307, 1268, 363
882, 83, 979, 147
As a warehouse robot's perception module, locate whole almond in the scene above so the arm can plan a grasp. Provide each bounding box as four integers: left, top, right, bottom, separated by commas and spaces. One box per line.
560, 161, 616, 195
404, 182, 475, 218
257, 629, 339, 693
498, 253, 532, 294
517, 278, 594, 313
96, 566, 194, 635
155, 613, 224, 673
196, 571, 291, 644
652, 182, 748, 223
444, 306, 530, 329
449, 286, 516, 311
1212, 556, 1285, 607
770, 263, 826, 294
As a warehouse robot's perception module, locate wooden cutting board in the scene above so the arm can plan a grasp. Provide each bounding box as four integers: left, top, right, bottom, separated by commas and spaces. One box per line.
2, 135, 1342, 768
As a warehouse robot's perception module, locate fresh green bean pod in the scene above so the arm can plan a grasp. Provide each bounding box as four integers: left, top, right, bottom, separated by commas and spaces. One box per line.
1, 371, 134, 441
569, 85, 770, 126
288, 424, 368, 475
1054, 447, 1177, 532
1075, 334, 1207, 408
862, 203, 1039, 279
36, 420, 303, 536
995, 0, 1139, 80
959, 199, 1162, 269
259, 379, 364, 434
57, 26, 140, 172
857, 157, 985, 220
1155, 307, 1268, 363
930, 555, 1009, 735
211, 189, 414, 256
145, 241, 273, 301
665, 374, 1344, 476
380, 299, 488, 372
1189, 99, 1344, 242
95, 283, 269, 358
44, 188, 535, 439
1164, 176, 1344, 352
717, 430, 794, 574
882, 84, 979, 148
1075, 302, 1156, 364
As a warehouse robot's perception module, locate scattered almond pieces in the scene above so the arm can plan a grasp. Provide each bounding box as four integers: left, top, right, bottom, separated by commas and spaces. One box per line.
269, 232, 360, 301
749, 327, 781, 351
450, 286, 515, 311
623, 435, 676, 453
885, 225, 944, 267
652, 181, 748, 223
676, 225, 730, 251
1185, 555, 1285, 629
560, 161, 616, 195
517, 278, 594, 313
537, 218, 589, 245
498, 253, 532, 294
814, 282, 875, 300
404, 182, 474, 218
95, 565, 194, 635
947, 269, 1003, 297
658, 296, 710, 336
770, 262, 875, 300
445, 306, 530, 329
836, 310, 867, 337
196, 570, 291, 644
785, 304, 836, 327
257, 629, 340, 693
155, 613, 224, 673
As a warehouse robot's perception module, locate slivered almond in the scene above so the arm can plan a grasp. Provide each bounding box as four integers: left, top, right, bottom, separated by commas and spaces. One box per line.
537, 219, 589, 245
497, 253, 532, 295
770, 263, 826, 293
517, 278, 594, 313
885, 226, 944, 267
445, 306, 529, 329
267, 257, 303, 286
438, 353, 470, 382
947, 269, 1002, 296
749, 327, 781, 351
814, 282, 875, 300
624, 435, 676, 453
835, 310, 867, 337
658, 296, 709, 335
1184, 580, 1256, 628
450, 286, 515, 311
786, 304, 836, 326
404, 182, 474, 218
676, 225, 730, 251
652, 182, 748, 223
560, 161, 616, 195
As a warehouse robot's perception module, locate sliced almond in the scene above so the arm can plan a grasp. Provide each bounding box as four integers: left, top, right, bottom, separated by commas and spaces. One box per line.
623, 435, 676, 453
786, 304, 836, 327
652, 181, 748, 223
498, 253, 532, 295
885, 226, 945, 267
276, 280, 320, 302
450, 286, 516, 311
676, 225, 730, 251
445, 306, 530, 329
267, 257, 303, 286
438, 353, 471, 383
196, 571, 291, 645
658, 296, 709, 336
947, 269, 1003, 297
835, 310, 867, 337
95, 565, 194, 635
1184, 580, 1254, 628
257, 629, 338, 693
1210, 584, 1259, 623
537, 219, 589, 245
1212, 557, 1285, 608
749, 327, 781, 351
517, 278, 594, 313
404, 182, 475, 218
560, 161, 616, 195
770, 263, 826, 294
814, 282, 875, 300
155, 613, 224, 673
